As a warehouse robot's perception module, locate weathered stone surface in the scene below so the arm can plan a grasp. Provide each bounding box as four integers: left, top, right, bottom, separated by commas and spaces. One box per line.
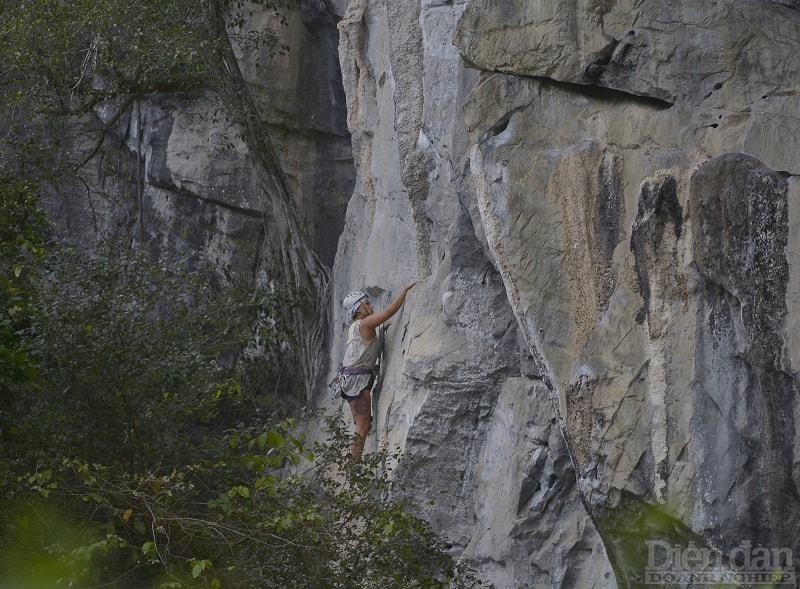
39, 0, 800, 586
690, 154, 798, 550
46, 1, 352, 273
452, 0, 800, 586
330, 1, 616, 587
328, 0, 800, 587
38, 0, 352, 405
455, 0, 800, 110
234, 2, 353, 266
466, 378, 616, 589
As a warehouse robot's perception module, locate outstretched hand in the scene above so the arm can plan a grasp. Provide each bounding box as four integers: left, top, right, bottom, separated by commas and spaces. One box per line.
359, 278, 422, 340
404, 279, 421, 292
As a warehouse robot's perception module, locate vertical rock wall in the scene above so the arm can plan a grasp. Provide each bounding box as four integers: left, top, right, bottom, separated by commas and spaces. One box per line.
46, 1, 352, 273
37, 0, 800, 586
328, 0, 800, 587
42, 0, 352, 400
330, 0, 614, 587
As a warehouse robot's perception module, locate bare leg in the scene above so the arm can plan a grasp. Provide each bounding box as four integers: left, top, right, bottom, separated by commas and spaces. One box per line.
347, 390, 373, 460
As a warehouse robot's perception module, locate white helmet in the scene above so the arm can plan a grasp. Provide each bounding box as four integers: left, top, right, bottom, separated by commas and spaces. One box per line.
343, 291, 368, 319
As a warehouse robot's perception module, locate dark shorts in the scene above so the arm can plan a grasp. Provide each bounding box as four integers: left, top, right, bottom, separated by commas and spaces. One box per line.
341, 373, 375, 401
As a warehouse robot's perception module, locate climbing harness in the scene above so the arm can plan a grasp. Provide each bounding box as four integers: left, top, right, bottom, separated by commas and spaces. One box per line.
327, 325, 386, 401
328, 364, 375, 400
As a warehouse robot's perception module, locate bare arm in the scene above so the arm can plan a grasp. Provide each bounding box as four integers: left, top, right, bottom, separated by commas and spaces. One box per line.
359, 280, 420, 341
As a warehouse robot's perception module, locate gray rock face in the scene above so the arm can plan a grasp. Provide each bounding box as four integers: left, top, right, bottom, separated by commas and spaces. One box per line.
690, 154, 796, 547
329, 0, 800, 587
46, 2, 352, 273
331, 1, 615, 586
39, 0, 800, 586
43, 1, 351, 396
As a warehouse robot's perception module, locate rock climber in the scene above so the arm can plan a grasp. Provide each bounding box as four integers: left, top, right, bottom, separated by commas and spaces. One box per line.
339, 280, 420, 460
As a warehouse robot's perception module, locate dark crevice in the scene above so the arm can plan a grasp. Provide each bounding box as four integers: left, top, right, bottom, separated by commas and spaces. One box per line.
514, 71, 674, 109
477, 72, 672, 145
477, 104, 528, 144
769, 0, 799, 11
586, 38, 618, 70
490, 115, 510, 136
630, 175, 683, 324
584, 33, 634, 82
162, 184, 268, 219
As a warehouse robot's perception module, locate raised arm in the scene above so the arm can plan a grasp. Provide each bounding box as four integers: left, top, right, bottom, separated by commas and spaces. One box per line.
359, 280, 420, 341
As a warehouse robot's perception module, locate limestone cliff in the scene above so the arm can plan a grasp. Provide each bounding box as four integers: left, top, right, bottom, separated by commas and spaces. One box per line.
38, 0, 800, 587
330, 0, 800, 587
41, 1, 352, 400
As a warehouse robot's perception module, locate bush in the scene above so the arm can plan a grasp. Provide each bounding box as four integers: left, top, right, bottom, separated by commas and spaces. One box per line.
4, 244, 298, 471
1, 416, 466, 589
0, 171, 47, 395
0, 245, 474, 588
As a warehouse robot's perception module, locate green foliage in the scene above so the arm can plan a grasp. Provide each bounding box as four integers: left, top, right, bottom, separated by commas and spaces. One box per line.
0, 243, 473, 587
1, 417, 469, 589
1, 0, 198, 105
6, 243, 297, 473
0, 169, 47, 394
0, 0, 296, 113
0, 2, 472, 587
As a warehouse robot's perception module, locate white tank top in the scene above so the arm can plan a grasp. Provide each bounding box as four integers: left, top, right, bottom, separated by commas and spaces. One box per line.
341, 320, 381, 369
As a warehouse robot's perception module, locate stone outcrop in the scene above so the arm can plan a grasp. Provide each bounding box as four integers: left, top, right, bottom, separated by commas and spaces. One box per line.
46, 1, 352, 285
44, 1, 352, 397
39, 0, 800, 587
329, 0, 800, 587
331, 1, 616, 586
